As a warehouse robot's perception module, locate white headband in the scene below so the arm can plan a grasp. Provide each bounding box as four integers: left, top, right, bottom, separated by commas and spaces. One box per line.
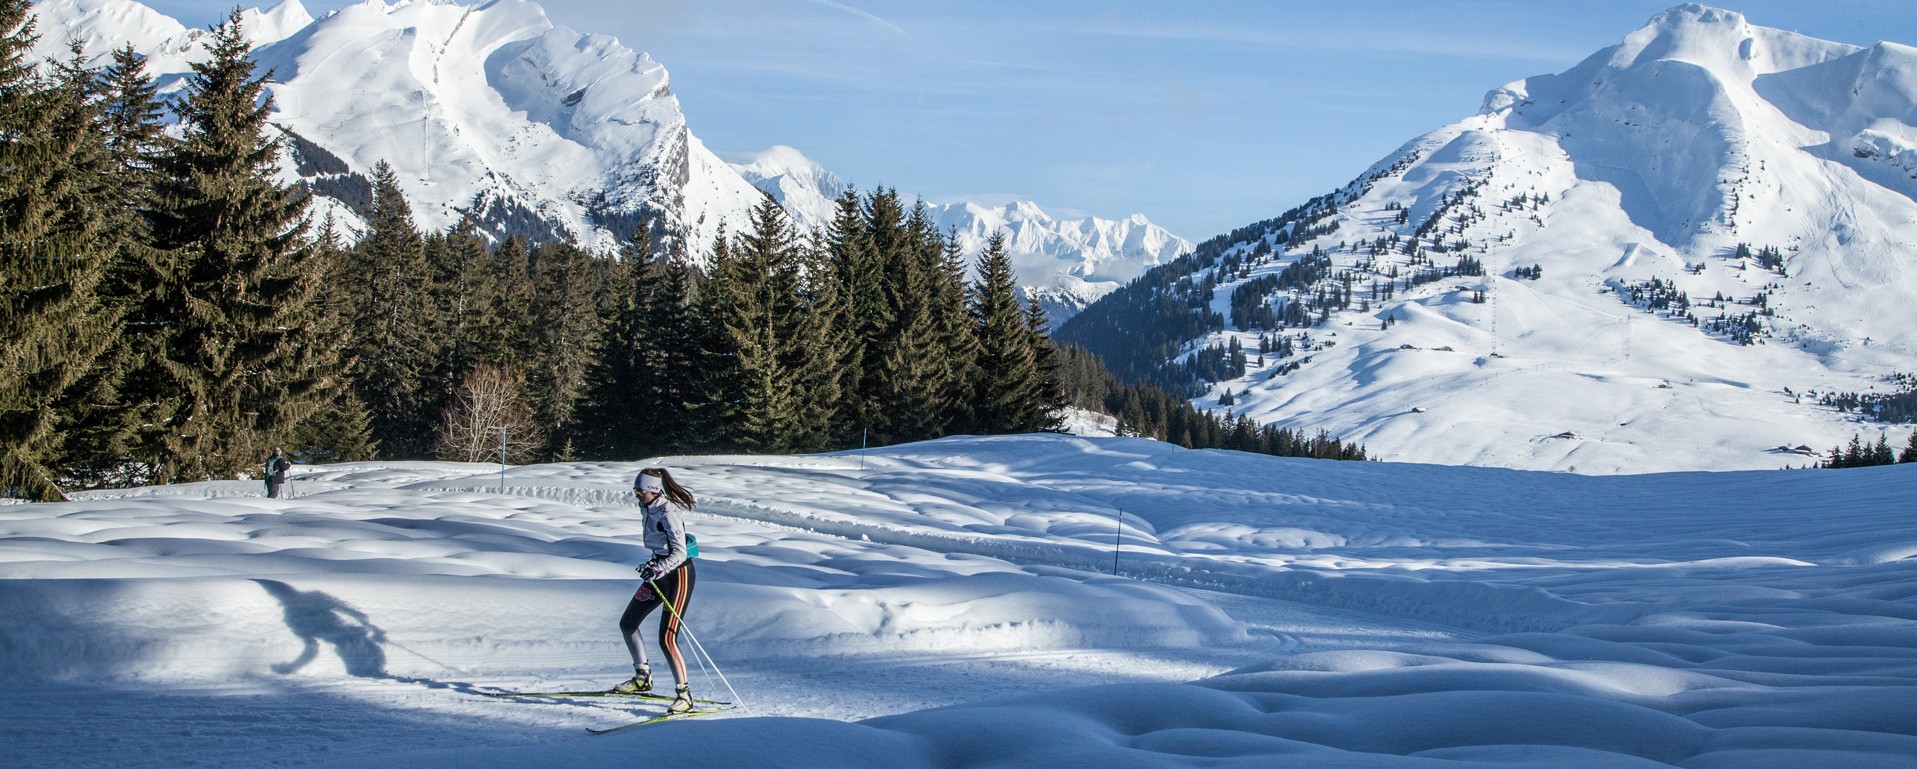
637, 474, 664, 493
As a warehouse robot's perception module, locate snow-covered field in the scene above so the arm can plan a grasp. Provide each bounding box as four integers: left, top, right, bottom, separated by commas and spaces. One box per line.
3, 435, 1913, 767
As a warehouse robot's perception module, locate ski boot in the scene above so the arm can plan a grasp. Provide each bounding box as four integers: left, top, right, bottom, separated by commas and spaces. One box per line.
612, 664, 652, 695
667, 683, 694, 714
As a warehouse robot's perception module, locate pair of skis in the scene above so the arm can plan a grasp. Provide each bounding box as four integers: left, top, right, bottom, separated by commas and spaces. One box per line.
478, 687, 734, 733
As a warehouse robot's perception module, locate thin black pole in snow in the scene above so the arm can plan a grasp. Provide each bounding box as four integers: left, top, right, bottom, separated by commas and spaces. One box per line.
1112, 507, 1123, 576
860, 428, 867, 472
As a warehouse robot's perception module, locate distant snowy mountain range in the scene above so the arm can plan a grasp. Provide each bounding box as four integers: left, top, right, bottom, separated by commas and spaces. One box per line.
1061, 5, 1917, 473
29, 0, 1190, 321
726, 145, 1191, 325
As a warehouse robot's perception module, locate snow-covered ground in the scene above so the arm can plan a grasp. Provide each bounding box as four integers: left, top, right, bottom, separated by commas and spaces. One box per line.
3, 435, 1914, 767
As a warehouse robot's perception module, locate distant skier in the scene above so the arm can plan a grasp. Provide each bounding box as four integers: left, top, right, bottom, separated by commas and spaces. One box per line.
613, 467, 699, 714
264, 448, 292, 499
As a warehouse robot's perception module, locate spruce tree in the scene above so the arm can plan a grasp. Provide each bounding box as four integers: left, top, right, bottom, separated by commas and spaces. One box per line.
933, 230, 981, 434
576, 224, 710, 460
824, 190, 879, 440
143, 11, 334, 481
853, 189, 910, 436
423, 220, 502, 417
1871, 434, 1896, 466
346, 161, 437, 458
490, 236, 535, 361
704, 199, 805, 451
289, 217, 375, 461
634, 248, 705, 454
63, 43, 175, 489
525, 240, 603, 455
969, 231, 1041, 434
45, 44, 138, 489
869, 204, 949, 443
1019, 295, 1066, 432
1902, 431, 1917, 464
789, 230, 852, 451
572, 226, 649, 458
93, 42, 183, 487
0, 16, 118, 500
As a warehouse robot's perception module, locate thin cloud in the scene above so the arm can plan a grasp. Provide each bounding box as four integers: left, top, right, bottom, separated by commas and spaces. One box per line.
801, 0, 912, 40
1077, 19, 1585, 66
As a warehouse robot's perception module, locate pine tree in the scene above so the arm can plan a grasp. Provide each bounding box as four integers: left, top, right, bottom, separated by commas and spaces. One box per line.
575, 222, 705, 458
704, 199, 805, 452
1019, 295, 1066, 432
1871, 434, 1896, 466
1902, 431, 1917, 464
969, 232, 1042, 434
141, 11, 334, 481
289, 217, 375, 462
0, 15, 119, 500
91, 42, 182, 487
850, 189, 908, 436
933, 231, 982, 434
869, 204, 949, 444
635, 247, 705, 454
823, 190, 878, 440
525, 240, 603, 455
346, 161, 437, 458
572, 226, 649, 458
490, 236, 535, 361
425, 219, 506, 412
61, 43, 175, 489
44, 44, 136, 489
789, 230, 853, 451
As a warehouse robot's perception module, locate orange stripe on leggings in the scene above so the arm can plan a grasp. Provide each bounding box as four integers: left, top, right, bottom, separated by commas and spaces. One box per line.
663, 570, 689, 683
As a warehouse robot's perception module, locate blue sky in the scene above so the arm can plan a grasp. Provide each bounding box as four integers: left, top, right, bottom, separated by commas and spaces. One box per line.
147, 0, 1916, 240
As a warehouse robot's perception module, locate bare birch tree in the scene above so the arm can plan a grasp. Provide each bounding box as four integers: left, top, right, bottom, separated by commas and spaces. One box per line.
436, 364, 544, 463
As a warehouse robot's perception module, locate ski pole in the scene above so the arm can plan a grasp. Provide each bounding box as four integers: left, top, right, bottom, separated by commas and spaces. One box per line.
648, 578, 748, 711
651, 579, 739, 705
651, 580, 742, 709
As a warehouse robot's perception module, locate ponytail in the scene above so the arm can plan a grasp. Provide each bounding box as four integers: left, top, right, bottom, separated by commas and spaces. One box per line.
640, 467, 696, 509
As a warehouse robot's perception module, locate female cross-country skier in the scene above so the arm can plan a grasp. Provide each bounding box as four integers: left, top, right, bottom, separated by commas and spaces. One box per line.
613, 467, 698, 713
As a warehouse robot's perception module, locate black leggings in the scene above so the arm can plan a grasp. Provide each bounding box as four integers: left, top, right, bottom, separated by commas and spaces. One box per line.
619, 561, 695, 686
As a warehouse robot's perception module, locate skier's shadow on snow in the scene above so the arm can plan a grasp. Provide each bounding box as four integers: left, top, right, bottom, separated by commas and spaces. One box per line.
254, 579, 393, 679
251, 581, 513, 697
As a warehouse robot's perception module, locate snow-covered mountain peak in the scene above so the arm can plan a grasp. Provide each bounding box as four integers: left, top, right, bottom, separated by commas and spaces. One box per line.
33, 0, 769, 254
240, 0, 313, 45
27, 0, 188, 63
1072, 8, 1917, 473
726, 145, 841, 187
999, 200, 1047, 219
1614, 4, 1864, 79
724, 144, 848, 226
1623, 4, 1755, 66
